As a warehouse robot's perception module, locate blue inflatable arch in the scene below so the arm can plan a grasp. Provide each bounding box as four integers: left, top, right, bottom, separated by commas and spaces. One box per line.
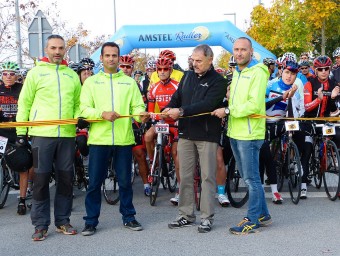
91, 20, 276, 72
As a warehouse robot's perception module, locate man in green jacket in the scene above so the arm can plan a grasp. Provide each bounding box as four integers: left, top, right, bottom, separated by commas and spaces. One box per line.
212, 37, 271, 235
16, 34, 81, 241
80, 42, 146, 236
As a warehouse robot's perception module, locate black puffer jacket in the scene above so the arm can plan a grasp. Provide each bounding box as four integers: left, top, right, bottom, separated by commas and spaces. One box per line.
167, 67, 227, 143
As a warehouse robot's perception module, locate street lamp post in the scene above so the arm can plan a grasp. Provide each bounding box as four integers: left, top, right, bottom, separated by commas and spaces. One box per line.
15, 0, 22, 67
224, 13, 236, 26
113, 0, 117, 33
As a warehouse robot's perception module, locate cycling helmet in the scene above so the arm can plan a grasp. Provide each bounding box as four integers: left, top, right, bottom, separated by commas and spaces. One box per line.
119, 55, 135, 65
79, 58, 95, 68
283, 52, 297, 62
276, 56, 285, 66
215, 67, 225, 74
313, 55, 332, 68
332, 47, 340, 58
159, 50, 176, 61
263, 57, 276, 66
299, 60, 310, 67
146, 60, 156, 70
69, 62, 81, 72
4, 144, 33, 173
300, 52, 309, 58
19, 69, 29, 77
134, 70, 143, 76
282, 60, 299, 73
156, 58, 173, 68
228, 56, 237, 67
1, 61, 20, 72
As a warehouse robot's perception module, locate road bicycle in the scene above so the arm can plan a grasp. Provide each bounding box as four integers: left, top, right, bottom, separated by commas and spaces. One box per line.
149, 118, 177, 206
272, 120, 302, 204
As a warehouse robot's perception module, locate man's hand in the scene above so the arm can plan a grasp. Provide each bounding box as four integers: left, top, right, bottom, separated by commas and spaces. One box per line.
77, 117, 90, 129
288, 84, 298, 98
317, 87, 324, 101
211, 108, 227, 118
167, 108, 181, 120
140, 112, 151, 123
16, 135, 29, 147
101, 111, 120, 122
331, 86, 340, 99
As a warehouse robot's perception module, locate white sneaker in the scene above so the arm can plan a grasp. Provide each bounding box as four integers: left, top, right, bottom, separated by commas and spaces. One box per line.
272, 192, 283, 204
300, 189, 307, 199
170, 193, 179, 205
217, 194, 230, 207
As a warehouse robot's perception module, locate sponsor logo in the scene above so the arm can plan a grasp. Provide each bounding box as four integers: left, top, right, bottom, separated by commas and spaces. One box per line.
176, 26, 210, 42
138, 34, 172, 42
200, 83, 209, 87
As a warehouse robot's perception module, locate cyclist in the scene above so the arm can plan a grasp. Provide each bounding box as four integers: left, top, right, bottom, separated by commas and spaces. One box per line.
149, 50, 184, 86
263, 57, 276, 80
144, 57, 180, 204
228, 55, 237, 73
302, 55, 340, 199
0, 61, 34, 215
119, 55, 150, 196
275, 56, 285, 78
259, 60, 301, 204
331, 47, 340, 84
78, 58, 95, 85
141, 61, 156, 109
133, 70, 143, 85
299, 60, 314, 80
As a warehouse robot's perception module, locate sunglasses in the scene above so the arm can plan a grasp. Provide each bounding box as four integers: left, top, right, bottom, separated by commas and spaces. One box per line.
316, 67, 330, 72
277, 66, 283, 70
157, 67, 170, 72
300, 67, 309, 70
119, 64, 132, 69
2, 72, 16, 77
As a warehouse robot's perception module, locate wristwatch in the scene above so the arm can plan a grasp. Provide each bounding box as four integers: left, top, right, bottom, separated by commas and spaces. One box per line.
224, 107, 230, 115
179, 108, 184, 117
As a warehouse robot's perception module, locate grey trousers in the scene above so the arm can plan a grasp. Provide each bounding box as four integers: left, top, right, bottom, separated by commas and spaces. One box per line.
30, 137, 75, 230
177, 138, 218, 222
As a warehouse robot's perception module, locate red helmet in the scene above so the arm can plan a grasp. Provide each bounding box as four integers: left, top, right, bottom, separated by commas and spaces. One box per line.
215, 67, 225, 74
313, 55, 332, 68
119, 55, 135, 65
156, 58, 173, 68
159, 50, 176, 61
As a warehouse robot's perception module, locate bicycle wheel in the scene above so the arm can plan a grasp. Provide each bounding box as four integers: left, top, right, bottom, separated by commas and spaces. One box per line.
323, 140, 340, 201
0, 164, 10, 209
286, 141, 302, 204
150, 147, 162, 206
194, 161, 201, 211
225, 156, 249, 208
102, 160, 119, 205
166, 155, 177, 193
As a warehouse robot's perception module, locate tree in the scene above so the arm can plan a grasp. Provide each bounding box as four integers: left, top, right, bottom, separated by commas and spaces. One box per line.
0, 0, 109, 67
247, 0, 338, 58
215, 50, 232, 70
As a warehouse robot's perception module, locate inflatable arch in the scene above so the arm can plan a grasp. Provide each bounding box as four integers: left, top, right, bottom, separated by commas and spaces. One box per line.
90, 20, 276, 72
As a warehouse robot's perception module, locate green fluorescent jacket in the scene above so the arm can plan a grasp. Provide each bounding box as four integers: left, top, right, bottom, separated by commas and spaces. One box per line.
227, 60, 269, 140
80, 70, 145, 146
16, 60, 81, 137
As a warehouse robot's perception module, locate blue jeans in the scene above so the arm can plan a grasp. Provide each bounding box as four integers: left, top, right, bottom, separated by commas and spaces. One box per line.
229, 138, 269, 224
83, 145, 136, 227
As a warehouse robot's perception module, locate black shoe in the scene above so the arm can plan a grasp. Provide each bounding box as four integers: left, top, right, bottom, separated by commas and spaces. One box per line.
17, 199, 27, 215
168, 217, 195, 229
81, 225, 96, 236
124, 220, 143, 231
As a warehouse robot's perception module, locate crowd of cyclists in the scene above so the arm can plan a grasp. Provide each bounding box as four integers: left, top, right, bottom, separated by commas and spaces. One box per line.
1, 45, 340, 221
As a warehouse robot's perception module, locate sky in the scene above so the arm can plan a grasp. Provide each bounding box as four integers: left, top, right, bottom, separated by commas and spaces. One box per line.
39, 0, 273, 69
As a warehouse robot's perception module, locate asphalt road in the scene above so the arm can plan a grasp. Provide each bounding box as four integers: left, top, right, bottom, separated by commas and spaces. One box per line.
0, 178, 339, 256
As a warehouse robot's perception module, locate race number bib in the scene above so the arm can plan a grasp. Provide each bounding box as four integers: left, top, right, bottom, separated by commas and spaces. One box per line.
0, 136, 8, 154
323, 125, 335, 136
154, 123, 169, 134
285, 121, 299, 131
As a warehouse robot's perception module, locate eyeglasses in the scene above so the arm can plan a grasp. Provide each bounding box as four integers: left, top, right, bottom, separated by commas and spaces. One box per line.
157, 67, 170, 72
2, 72, 16, 77
316, 67, 330, 72
300, 67, 309, 70
119, 64, 132, 69
277, 66, 283, 70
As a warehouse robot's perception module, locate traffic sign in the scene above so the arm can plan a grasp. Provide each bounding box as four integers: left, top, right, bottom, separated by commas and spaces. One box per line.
68, 44, 88, 62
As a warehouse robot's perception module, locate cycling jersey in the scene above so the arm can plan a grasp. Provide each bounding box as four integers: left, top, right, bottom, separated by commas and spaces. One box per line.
304, 76, 337, 117
266, 78, 304, 120
148, 78, 179, 114
149, 69, 183, 88
0, 82, 22, 121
